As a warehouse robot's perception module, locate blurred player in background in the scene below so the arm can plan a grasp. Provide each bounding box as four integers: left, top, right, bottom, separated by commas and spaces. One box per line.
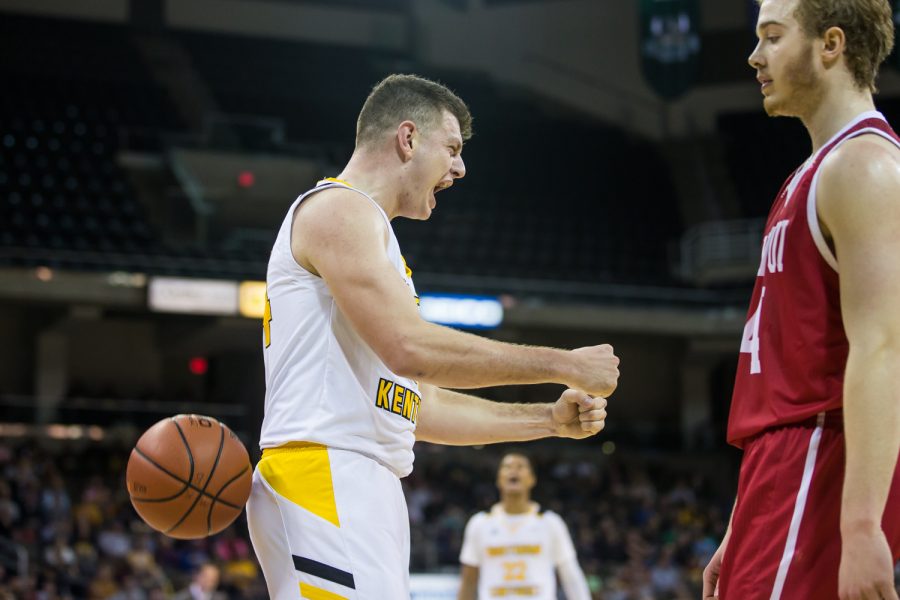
247, 73, 619, 600
457, 452, 590, 600
703, 1, 900, 598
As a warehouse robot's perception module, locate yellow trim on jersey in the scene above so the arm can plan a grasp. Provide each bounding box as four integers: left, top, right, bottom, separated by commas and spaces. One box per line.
263, 292, 272, 348
300, 582, 348, 600
488, 585, 538, 596
259, 442, 341, 528
321, 177, 354, 188
400, 255, 413, 279
486, 545, 541, 557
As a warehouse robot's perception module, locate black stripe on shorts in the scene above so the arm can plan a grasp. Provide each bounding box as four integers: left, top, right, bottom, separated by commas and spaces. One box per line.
292, 554, 356, 590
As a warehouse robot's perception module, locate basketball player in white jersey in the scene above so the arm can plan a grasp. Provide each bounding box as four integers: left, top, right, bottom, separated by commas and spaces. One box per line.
246, 74, 620, 600
457, 452, 590, 600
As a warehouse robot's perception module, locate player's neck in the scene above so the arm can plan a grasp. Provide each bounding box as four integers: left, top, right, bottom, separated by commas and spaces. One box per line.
801, 85, 875, 153
336, 152, 402, 220
500, 495, 532, 515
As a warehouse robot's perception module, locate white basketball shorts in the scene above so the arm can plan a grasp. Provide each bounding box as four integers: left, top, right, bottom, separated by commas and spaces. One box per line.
246, 442, 410, 600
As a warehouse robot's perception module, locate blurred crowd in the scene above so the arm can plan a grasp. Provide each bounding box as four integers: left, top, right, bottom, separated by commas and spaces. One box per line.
406, 443, 735, 600
4, 435, 894, 599
0, 440, 266, 600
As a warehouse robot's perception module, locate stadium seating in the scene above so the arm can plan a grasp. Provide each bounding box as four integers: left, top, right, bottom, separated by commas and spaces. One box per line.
0, 14, 180, 272
0, 14, 684, 288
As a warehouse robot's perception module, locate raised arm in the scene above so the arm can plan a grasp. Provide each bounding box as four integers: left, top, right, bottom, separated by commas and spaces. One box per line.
294, 189, 619, 395
415, 384, 607, 445
817, 136, 900, 600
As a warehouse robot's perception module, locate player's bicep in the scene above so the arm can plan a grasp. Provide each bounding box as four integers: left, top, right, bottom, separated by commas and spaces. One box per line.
818, 141, 900, 345
295, 192, 424, 368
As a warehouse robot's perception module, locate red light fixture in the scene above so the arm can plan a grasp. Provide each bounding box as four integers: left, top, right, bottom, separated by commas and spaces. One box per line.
188, 357, 208, 376
237, 170, 255, 188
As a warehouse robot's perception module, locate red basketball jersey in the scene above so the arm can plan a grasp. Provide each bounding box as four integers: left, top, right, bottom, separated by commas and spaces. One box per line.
727, 111, 900, 447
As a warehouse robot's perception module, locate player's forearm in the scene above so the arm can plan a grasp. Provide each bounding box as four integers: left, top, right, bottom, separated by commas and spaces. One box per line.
840, 343, 900, 532
416, 387, 556, 445
456, 565, 479, 600
391, 321, 575, 389
456, 582, 477, 600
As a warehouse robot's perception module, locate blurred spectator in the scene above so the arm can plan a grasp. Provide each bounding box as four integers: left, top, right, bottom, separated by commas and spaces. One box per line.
41, 472, 71, 522
172, 563, 224, 600
88, 564, 119, 600
98, 521, 131, 559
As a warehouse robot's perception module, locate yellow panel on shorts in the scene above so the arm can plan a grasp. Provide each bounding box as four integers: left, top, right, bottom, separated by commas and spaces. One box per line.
259, 443, 341, 528
300, 582, 348, 600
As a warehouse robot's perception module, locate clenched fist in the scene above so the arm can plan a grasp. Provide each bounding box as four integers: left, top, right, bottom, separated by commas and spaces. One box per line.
552, 389, 608, 439
568, 344, 619, 397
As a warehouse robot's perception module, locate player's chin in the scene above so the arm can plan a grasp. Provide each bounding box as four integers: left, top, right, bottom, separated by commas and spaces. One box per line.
405, 207, 432, 221
413, 197, 435, 220
762, 96, 788, 117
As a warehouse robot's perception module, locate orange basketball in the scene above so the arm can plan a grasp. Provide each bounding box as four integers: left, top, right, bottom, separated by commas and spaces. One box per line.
126, 414, 252, 539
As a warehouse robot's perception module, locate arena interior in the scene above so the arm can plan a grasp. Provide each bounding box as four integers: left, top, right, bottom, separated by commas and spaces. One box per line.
1, 0, 900, 598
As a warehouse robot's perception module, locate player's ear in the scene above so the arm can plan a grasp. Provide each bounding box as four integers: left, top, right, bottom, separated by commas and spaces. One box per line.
396, 121, 417, 162
820, 26, 845, 66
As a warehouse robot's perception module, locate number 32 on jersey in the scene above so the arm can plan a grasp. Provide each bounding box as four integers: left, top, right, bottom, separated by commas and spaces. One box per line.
740, 287, 766, 374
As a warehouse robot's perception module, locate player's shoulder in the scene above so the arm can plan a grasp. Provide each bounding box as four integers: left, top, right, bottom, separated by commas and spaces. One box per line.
538, 509, 563, 523
296, 186, 384, 230
465, 510, 490, 528
822, 134, 900, 184
469, 509, 490, 521
291, 186, 390, 257
818, 133, 900, 219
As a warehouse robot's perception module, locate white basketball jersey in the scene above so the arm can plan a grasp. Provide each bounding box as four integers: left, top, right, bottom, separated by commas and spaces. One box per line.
259, 179, 421, 477
460, 504, 577, 599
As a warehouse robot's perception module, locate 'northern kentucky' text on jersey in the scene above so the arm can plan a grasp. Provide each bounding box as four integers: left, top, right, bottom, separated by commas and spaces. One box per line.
259, 179, 421, 477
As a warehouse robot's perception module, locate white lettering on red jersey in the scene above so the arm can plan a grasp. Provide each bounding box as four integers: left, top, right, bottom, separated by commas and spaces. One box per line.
728, 111, 900, 447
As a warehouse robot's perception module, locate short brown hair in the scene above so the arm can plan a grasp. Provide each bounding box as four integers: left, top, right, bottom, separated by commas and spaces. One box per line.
792, 0, 895, 91
355, 74, 473, 147
499, 451, 533, 471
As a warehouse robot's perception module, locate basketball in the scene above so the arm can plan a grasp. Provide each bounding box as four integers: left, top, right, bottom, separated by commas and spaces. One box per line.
126, 414, 253, 539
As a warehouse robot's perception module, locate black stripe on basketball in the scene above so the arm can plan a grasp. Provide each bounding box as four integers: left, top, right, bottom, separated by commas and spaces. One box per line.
166, 420, 226, 536
129, 447, 190, 502
206, 464, 250, 533
171, 417, 196, 490
129, 446, 242, 510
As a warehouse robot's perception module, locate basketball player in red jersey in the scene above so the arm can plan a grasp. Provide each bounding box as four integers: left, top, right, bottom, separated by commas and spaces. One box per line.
702, 1, 900, 599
